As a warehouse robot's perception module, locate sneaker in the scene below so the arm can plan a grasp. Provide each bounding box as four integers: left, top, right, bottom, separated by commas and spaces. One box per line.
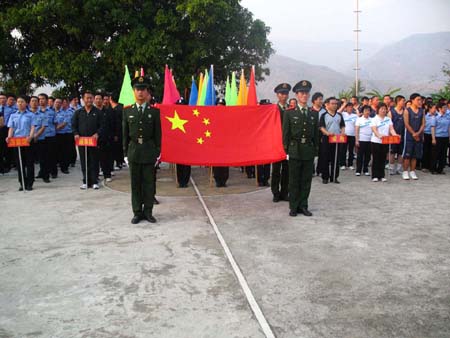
364, 172, 370, 176
111, 172, 115, 176
355, 172, 361, 176
402, 171, 410, 180
410, 171, 418, 180
349, 166, 354, 170
396, 164, 403, 174
80, 184, 87, 190
389, 169, 395, 175
340, 166, 346, 170
93, 184, 100, 189
381, 178, 387, 182
106, 178, 112, 183
372, 178, 379, 182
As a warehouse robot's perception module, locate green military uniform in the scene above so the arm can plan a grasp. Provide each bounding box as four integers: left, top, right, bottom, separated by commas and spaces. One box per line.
282, 80, 319, 216
271, 83, 291, 202
123, 77, 161, 221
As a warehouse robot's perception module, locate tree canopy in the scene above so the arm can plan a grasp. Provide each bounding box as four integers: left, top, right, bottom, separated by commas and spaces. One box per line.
0, 0, 273, 97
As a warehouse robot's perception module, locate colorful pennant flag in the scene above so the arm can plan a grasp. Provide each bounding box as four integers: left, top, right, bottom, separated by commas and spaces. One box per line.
247, 66, 258, 106
118, 65, 135, 106
162, 65, 181, 104
204, 65, 216, 106
189, 76, 198, 106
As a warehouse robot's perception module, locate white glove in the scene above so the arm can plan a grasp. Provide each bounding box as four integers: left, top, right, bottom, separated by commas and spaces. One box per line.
286, 155, 289, 160
154, 154, 161, 167
124, 157, 129, 166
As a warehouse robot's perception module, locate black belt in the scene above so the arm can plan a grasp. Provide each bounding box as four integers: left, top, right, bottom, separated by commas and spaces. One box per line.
292, 138, 312, 144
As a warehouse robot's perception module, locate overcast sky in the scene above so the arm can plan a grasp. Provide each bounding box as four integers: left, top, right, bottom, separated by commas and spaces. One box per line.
241, 0, 450, 45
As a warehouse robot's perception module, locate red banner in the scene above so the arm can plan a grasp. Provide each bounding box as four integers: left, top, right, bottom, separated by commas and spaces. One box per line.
328, 134, 348, 144
159, 104, 286, 166
7, 137, 30, 148
382, 135, 401, 144
75, 137, 98, 147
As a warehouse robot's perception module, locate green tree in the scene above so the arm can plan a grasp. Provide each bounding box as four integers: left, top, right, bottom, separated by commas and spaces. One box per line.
431, 54, 450, 101
365, 87, 401, 99
0, 0, 273, 97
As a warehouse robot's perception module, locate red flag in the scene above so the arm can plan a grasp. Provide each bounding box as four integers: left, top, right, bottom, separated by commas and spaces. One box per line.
160, 104, 285, 166
247, 66, 258, 106
162, 65, 181, 104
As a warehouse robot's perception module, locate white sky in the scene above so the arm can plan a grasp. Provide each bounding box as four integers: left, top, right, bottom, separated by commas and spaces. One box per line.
241, 0, 450, 44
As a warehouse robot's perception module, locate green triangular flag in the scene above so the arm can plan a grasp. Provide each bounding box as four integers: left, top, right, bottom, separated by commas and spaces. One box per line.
225, 75, 231, 105
119, 65, 135, 106
229, 71, 238, 106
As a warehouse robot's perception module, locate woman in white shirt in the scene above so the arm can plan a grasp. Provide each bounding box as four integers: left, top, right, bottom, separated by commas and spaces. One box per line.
340, 103, 358, 170
370, 103, 398, 182
355, 105, 372, 176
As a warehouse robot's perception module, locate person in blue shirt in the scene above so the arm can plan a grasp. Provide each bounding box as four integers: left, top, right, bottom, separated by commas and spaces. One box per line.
62, 98, 77, 167
38, 93, 58, 179
6, 95, 35, 191
431, 103, 450, 174
55, 98, 71, 174
0, 93, 9, 173
422, 103, 437, 172
3, 94, 17, 170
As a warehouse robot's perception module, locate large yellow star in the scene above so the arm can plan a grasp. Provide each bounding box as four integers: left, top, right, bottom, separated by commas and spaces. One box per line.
197, 137, 204, 145
193, 109, 200, 117
202, 118, 210, 126
204, 130, 212, 138
166, 110, 188, 133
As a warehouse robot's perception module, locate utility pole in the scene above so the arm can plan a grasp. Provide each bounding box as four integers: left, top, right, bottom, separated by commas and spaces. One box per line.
354, 0, 361, 97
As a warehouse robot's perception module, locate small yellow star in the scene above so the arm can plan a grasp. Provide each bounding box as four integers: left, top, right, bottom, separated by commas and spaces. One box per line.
193, 109, 200, 117
166, 110, 188, 133
202, 118, 210, 126
204, 130, 212, 138
197, 137, 204, 145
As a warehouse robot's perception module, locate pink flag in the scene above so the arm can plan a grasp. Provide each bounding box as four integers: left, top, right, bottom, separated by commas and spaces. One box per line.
162, 65, 181, 104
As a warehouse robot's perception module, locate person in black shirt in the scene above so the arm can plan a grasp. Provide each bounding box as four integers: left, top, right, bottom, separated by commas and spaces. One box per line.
72, 91, 102, 189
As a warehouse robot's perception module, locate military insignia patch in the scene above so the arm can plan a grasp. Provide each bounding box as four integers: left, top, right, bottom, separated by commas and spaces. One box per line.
302, 80, 307, 86
139, 77, 144, 83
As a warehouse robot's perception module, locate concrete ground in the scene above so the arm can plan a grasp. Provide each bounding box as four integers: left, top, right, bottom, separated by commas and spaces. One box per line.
0, 162, 449, 338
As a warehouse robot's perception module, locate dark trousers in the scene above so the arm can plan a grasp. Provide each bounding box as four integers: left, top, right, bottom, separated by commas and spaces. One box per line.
339, 135, 355, 167
356, 141, 371, 174
432, 137, 449, 173
371, 142, 388, 179
37, 139, 49, 179
99, 145, 113, 178
271, 160, 289, 198
289, 159, 314, 211
129, 161, 155, 217
0, 127, 8, 173
213, 166, 229, 186
79, 146, 99, 185
176, 164, 191, 186
245, 166, 255, 178
422, 133, 433, 170
320, 136, 341, 181
46, 136, 58, 176
113, 138, 124, 167
69, 133, 77, 165
15, 147, 34, 187
257, 164, 271, 184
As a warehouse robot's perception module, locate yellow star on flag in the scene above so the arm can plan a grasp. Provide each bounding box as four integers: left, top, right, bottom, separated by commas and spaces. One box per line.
205, 130, 212, 138
166, 110, 188, 133
202, 118, 210, 126
193, 109, 200, 117
197, 137, 204, 145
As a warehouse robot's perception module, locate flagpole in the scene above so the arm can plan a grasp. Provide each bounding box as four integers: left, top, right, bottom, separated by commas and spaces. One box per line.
18, 147, 26, 193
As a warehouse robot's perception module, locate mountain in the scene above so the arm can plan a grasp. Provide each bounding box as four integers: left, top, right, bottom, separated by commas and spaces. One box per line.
357, 32, 450, 93
257, 54, 354, 102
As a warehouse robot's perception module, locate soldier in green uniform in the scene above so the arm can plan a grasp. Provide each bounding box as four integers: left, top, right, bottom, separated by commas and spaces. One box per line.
282, 80, 319, 217
271, 83, 291, 202
123, 76, 161, 224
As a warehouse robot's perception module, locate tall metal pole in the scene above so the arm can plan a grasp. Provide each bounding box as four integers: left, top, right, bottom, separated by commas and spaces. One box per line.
354, 0, 361, 97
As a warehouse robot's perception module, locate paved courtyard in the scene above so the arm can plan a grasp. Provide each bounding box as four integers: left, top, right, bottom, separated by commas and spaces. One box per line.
0, 163, 449, 338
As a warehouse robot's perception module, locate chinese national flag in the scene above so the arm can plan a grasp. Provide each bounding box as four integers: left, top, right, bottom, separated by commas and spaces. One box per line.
160, 104, 286, 166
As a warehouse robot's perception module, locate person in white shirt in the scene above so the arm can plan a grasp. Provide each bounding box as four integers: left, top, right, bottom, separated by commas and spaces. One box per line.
355, 105, 373, 176
370, 103, 398, 182
340, 102, 357, 170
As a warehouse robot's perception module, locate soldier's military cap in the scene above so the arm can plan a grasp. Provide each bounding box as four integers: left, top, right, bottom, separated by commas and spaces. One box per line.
259, 99, 271, 105
131, 76, 152, 90
274, 83, 291, 94
216, 98, 226, 106
292, 80, 312, 93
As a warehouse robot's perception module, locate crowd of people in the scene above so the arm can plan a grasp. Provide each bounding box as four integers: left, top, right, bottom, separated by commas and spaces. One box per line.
0, 92, 125, 190
1, 88, 449, 192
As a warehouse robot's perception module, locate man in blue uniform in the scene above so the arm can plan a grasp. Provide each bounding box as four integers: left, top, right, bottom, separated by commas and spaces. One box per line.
6, 96, 35, 191
39, 93, 58, 179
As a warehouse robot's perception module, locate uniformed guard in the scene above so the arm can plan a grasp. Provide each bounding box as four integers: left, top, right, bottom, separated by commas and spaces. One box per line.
123, 76, 161, 224
282, 80, 319, 217
271, 83, 291, 202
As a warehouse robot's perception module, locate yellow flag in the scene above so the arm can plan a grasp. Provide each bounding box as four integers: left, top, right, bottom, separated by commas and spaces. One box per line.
237, 69, 247, 106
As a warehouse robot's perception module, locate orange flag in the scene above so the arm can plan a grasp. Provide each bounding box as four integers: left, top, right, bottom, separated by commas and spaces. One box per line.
246, 66, 258, 106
